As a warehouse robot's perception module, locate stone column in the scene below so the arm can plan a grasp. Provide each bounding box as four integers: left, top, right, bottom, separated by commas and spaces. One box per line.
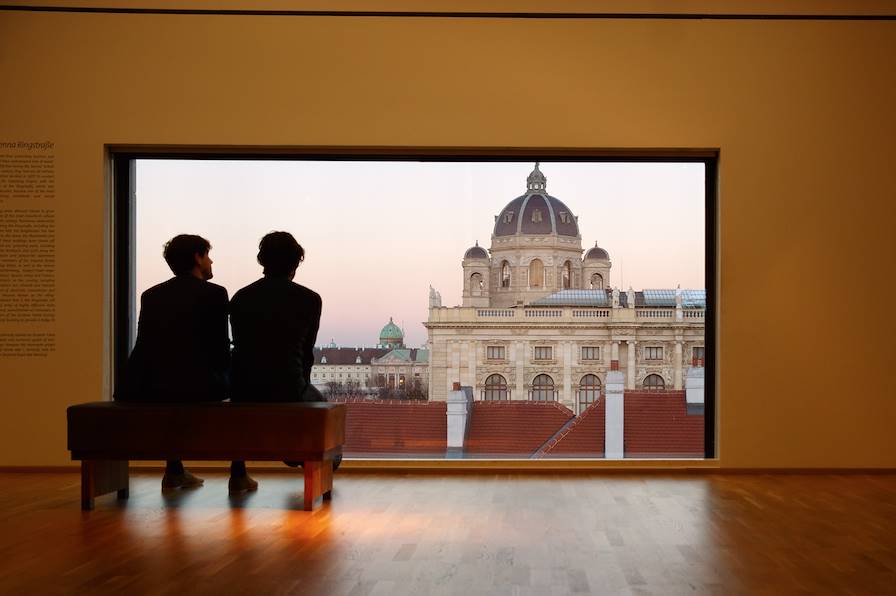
515, 341, 526, 400
562, 341, 572, 409
626, 340, 637, 390
610, 341, 620, 371
604, 370, 625, 459
673, 341, 683, 390
448, 341, 460, 395
459, 341, 469, 388
467, 340, 478, 391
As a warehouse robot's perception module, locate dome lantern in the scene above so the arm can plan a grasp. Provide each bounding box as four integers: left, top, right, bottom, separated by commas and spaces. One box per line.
526, 162, 547, 192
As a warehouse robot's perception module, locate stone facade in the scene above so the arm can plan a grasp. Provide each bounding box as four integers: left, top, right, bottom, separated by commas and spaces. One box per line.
312, 320, 430, 396
426, 164, 706, 413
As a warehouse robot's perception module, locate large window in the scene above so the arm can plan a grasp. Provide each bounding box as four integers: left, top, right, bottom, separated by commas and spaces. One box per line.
578, 374, 601, 412
530, 374, 556, 401
117, 153, 714, 460
528, 259, 544, 288
483, 374, 508, 401
643, 374, 666, 390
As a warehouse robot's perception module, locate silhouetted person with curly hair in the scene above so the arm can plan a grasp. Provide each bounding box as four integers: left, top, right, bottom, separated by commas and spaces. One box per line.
227, 231, 323, 494
115, 234, 230, 491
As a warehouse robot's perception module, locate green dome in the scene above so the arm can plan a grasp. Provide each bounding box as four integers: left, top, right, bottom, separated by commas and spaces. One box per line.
379, 317, 404, 341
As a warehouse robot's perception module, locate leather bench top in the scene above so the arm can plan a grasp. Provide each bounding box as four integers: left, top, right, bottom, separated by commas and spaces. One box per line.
67, 401, 346, 460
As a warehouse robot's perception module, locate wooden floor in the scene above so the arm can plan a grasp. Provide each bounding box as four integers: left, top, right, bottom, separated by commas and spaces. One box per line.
0, 472, 894, 595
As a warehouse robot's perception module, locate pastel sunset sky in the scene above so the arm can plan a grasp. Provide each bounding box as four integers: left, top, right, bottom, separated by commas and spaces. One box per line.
136, 160, 705, 347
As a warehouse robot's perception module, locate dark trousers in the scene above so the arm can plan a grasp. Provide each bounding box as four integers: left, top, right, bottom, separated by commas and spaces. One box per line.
231, 383, 332, 477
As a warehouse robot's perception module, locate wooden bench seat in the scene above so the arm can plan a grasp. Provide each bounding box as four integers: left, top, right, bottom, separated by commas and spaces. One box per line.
67, 401, 345, 511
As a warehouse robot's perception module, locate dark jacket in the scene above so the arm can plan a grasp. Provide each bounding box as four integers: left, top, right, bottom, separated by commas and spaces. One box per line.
116, 275, 230, 403
229, 275, 322, 402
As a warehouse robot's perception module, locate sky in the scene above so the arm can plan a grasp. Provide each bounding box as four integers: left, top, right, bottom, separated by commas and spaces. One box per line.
136, 160, 705, 348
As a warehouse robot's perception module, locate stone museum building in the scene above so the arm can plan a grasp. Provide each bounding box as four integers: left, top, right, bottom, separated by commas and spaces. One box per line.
426, 164, 706, 413
312, 318, 429, 395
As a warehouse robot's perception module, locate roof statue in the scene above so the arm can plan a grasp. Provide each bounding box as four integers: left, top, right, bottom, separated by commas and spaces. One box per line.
429, 285, 442, 308
627, 287, 636, 309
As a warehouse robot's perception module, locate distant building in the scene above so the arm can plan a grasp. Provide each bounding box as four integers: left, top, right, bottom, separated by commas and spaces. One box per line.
312, 319, 430, 397
311, 341, 389, 393
426, 164, 706, 413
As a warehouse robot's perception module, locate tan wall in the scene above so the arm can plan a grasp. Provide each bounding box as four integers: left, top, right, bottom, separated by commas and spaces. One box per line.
1, 4, 894, 467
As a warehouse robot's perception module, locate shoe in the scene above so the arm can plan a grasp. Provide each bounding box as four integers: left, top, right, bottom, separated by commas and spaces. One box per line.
282, 460, 302, 468
228, 474, 259, 495
161, 470, 204, 490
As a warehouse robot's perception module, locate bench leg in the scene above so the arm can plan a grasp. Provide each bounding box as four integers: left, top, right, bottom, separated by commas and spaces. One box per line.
304, 460, 335, 511
322, 459, 334, 501
81, 460, 129, 510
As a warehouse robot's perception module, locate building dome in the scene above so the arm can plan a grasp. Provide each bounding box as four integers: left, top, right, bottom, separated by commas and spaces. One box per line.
464, 242, 488, 259
379, 317, 404, 347
493, 163, 580, 238
585, 243, 610, 260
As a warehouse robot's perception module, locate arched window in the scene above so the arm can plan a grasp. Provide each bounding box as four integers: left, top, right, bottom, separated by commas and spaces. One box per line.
531, 374, 555, 401
643, 374, 665, 390
578, 374, 601, 411
562, 260, 572, 289
483, 374, 508, 401
501, 261, 511, 288
470, 272, 483, 296
529, 259, 544, 288
590, 273, 603, 290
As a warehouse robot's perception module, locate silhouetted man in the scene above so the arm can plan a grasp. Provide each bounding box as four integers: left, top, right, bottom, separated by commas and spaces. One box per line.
115, 234, 230, 490
228, 231, 322, 494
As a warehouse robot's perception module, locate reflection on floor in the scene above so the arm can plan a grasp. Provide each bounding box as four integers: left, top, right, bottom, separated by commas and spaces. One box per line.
0, 471, 894, 594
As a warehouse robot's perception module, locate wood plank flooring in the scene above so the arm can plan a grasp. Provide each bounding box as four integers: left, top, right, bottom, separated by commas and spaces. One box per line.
0, 471, 894, 595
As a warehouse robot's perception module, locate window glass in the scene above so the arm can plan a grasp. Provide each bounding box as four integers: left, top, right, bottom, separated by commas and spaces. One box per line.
133, 159, 707, 460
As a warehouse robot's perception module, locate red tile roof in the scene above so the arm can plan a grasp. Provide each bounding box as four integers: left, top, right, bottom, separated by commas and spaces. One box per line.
539, 399, 606, 458
327, 392, 703, 458
465, 401, 574, 456
329, 397, 446, 454
624, 391, 703, 457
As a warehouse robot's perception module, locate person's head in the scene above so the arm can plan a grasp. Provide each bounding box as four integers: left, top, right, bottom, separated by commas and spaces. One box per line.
163, 234, 213, 280
257, 231, 304, 279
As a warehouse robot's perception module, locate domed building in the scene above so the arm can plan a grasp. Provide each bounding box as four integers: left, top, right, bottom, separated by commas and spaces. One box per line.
378, 317, 405, 349
311, 317, 429, 397
427, 164, 706, 414
461, 163, 612, 308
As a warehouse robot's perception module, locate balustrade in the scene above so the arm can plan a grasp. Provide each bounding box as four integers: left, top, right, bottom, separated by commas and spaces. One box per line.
476, 309, 516, 317
434, 306, 705, 323
525, 309, 562, 318
636, 309, 673, 319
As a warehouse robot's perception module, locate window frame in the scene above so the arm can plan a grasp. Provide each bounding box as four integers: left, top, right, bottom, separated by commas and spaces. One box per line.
482, 373, 509, 401
486, 345, 506, 361
110, 146, 718, 463
533, 345, 553, 361
578, 373, 602, 412
645, 346, 664, 361
530, 373, 556, 401
643, 373, 666, 390
581, 346, 600, 361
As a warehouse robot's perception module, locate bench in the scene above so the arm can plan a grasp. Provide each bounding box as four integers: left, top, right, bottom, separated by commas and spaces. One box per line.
67, 401, 345, 511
